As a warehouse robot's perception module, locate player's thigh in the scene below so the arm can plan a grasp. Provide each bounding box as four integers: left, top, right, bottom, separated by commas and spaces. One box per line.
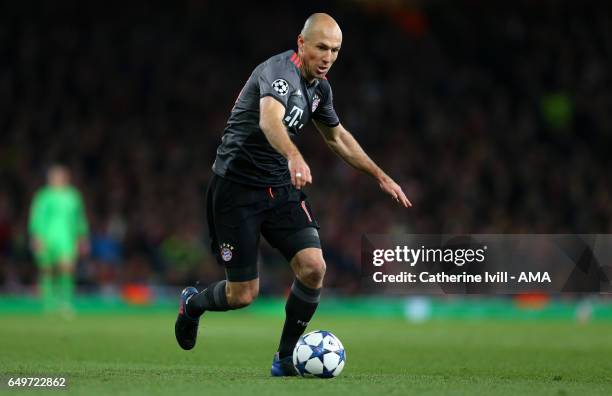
261, 190, 321, 262
35, 253, 55, 271
214, 221, 262, 282
58, 259, 76, 273
207, 175, 265, 282
35, 242, 59, 269
57, 241, 78, 272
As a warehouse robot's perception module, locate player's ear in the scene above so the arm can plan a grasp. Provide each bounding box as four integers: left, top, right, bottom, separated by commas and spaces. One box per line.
297, 35, 305, 52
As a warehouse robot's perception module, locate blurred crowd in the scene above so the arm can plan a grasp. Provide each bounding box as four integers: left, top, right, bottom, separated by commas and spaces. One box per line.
0, 0, 610, 295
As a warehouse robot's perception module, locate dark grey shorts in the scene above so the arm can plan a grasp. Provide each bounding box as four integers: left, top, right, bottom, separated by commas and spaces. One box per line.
206, 174, 321, 282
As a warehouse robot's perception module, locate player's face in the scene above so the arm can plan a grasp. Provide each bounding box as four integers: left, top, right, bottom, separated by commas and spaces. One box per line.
298, 29, 342, 81
48, 167, 70, 187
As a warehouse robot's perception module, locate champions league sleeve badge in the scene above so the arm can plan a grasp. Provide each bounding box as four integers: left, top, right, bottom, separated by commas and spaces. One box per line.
271, 79, 289, 96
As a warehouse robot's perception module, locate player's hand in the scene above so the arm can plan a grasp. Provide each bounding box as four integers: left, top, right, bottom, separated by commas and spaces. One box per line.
30, 238, 43, 253
378, 175, 412, 208
79, 238, 90, 257
288, 153, 312, 189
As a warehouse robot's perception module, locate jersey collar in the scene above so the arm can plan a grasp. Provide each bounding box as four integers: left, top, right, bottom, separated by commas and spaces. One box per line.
290, 51, 320, 88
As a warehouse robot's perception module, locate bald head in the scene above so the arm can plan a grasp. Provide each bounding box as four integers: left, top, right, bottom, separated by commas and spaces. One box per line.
297, 13, 342, 82
300, 13, 342, 42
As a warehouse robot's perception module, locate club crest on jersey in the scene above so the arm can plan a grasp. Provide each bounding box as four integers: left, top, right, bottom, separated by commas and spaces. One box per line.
272, 79, 289, 96
312, 94, 321, 112
220, 243, 235, 262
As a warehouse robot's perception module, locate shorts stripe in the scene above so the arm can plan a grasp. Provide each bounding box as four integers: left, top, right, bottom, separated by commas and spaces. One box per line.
300, 201, 312, 222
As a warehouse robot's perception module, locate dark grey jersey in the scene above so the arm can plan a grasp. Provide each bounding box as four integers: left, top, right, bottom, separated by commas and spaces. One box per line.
212, 50, 340, 187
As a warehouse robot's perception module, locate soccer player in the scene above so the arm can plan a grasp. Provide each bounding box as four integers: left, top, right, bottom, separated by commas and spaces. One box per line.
29, 165, 89, 314
175, 13, 411, 375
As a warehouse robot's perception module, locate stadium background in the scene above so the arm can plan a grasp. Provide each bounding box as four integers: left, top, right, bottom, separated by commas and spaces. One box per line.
2, 0, 610, 295
1, 1, 611, 394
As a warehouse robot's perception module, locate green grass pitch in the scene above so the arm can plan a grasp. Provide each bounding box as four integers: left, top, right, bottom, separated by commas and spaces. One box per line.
1, 311, 611, 395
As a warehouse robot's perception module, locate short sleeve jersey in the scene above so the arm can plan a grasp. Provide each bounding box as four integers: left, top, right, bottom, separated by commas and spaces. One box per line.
29, 186, 89, 243
212, 50, 340, 187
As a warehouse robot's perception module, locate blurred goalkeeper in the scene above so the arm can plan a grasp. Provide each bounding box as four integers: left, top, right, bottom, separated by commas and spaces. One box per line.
29, 164, 89, 314
175, 13, 411, 375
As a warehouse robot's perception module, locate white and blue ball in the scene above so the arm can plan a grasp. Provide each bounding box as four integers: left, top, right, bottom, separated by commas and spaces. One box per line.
292, 330, 346, 378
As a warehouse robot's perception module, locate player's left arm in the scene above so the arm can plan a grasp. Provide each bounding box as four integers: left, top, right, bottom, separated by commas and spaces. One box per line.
313, 120, 412, 208
74, 190, 90, 256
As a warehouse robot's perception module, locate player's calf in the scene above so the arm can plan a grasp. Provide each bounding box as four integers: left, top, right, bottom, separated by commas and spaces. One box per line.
174, 279, 259, 350
276, 278, 321, 360
226, 280, 259, 308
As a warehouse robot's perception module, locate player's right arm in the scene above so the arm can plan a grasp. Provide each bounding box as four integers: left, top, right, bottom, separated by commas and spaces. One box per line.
257, 57, 312, 189
259, 96, 312, 189
28, 191, 46, 253
74, 190, 90, 256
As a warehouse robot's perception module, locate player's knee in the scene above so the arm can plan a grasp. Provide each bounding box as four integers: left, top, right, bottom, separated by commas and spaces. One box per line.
298, 258, 326, 287
40, 267, 52, 276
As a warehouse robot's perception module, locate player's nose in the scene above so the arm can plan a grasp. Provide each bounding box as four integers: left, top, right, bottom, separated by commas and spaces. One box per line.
322, 50, 332, 64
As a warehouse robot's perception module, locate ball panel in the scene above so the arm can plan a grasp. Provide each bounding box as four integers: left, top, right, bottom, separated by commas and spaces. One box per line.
336, 337, 345, 351
323, 351, 340, 371
309, 345, 325, 360
295, 344, 313, 363
295, 361, 308, 376
305, 357, 324, 375
337, 348, 346, 362
332, 359, 345, 377
322, 334, 341, 352
319, 367, 335, 379
303, 331, 324, 347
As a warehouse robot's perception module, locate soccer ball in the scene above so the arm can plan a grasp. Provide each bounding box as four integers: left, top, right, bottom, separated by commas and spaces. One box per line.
293, 330, 346, 378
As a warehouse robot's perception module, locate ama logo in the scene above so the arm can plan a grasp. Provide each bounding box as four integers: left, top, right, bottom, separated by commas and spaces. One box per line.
518, 272, 551, 282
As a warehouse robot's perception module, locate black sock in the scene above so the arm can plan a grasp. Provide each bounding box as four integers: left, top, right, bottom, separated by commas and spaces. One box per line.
186, 280, 232, 317
278, 279, 321, 359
